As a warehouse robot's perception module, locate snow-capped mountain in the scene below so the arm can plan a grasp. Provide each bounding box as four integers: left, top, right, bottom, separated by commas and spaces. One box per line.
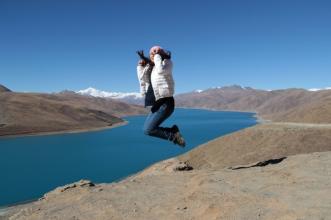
308, 87, 331, 92
76, 85, 331, 107
77, 87, 143, 105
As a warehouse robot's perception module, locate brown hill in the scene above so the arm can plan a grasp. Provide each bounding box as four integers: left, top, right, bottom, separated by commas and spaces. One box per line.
0, 84, 12, 93
175, 85, 331, 123
179, 122, 331, 169
0, 88, 146, 137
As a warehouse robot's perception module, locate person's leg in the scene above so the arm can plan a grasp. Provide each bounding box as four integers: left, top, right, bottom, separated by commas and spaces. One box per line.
143, 103, 175, 141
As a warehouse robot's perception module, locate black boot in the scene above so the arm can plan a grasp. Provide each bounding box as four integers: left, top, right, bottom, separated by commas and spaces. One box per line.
171, 124, 179, 133
171, 125, 186, 147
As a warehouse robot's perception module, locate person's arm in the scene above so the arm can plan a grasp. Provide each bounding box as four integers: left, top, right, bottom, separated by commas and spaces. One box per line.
137, 63, 151, 96
153, 54, 172, 73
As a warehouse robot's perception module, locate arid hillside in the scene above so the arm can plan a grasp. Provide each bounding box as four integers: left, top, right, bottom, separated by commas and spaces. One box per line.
179, 122, 331, 169
0, 85, 147, 137
175, 85, 331, 123
0, 85, 12, 93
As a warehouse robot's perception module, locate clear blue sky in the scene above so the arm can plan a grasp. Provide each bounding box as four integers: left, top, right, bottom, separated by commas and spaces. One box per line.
1, 0, 330, 93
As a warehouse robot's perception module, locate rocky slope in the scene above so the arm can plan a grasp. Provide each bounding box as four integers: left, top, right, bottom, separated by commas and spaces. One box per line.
0, 86, 147, 137
175, 85, 331, 123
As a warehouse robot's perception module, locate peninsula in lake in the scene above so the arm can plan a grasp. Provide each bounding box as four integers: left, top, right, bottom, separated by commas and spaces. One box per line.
0, 84, 146, 137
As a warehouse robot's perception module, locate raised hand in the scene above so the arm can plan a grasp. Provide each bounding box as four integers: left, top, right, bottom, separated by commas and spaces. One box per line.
136, 50, 145, 59
163, 50, 171, 59
136, 50, 151, 64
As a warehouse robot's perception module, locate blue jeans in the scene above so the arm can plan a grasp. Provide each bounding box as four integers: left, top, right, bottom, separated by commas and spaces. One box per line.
143, 99, 175, 141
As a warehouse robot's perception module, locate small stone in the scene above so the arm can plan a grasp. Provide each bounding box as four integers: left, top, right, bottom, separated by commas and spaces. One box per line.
174, 161, 193, 171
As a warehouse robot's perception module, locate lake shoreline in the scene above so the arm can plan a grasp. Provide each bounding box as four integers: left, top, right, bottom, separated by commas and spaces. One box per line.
6, 119, 331, 219
0, 109, 258, 210
0, 121, 129, 139
177, 107, 267, 123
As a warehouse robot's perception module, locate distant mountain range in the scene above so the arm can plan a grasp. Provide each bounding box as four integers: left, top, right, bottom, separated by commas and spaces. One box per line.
76, 85, 331, 123
0, 85, 146, 137
175, 85, 331, 123
77, 87, 143, 105
76, 85, 331, 105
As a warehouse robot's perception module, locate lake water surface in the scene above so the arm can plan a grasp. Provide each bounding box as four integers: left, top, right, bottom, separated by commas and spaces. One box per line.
0, 109, 257, 206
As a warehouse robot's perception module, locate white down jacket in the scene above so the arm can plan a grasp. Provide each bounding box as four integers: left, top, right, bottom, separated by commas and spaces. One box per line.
137, 54, 175, 101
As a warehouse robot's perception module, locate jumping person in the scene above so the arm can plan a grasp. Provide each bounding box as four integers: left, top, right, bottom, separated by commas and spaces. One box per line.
136, 46, 186, 147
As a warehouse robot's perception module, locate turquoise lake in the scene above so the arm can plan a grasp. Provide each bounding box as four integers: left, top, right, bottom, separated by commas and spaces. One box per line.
0, 109, 257, 207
